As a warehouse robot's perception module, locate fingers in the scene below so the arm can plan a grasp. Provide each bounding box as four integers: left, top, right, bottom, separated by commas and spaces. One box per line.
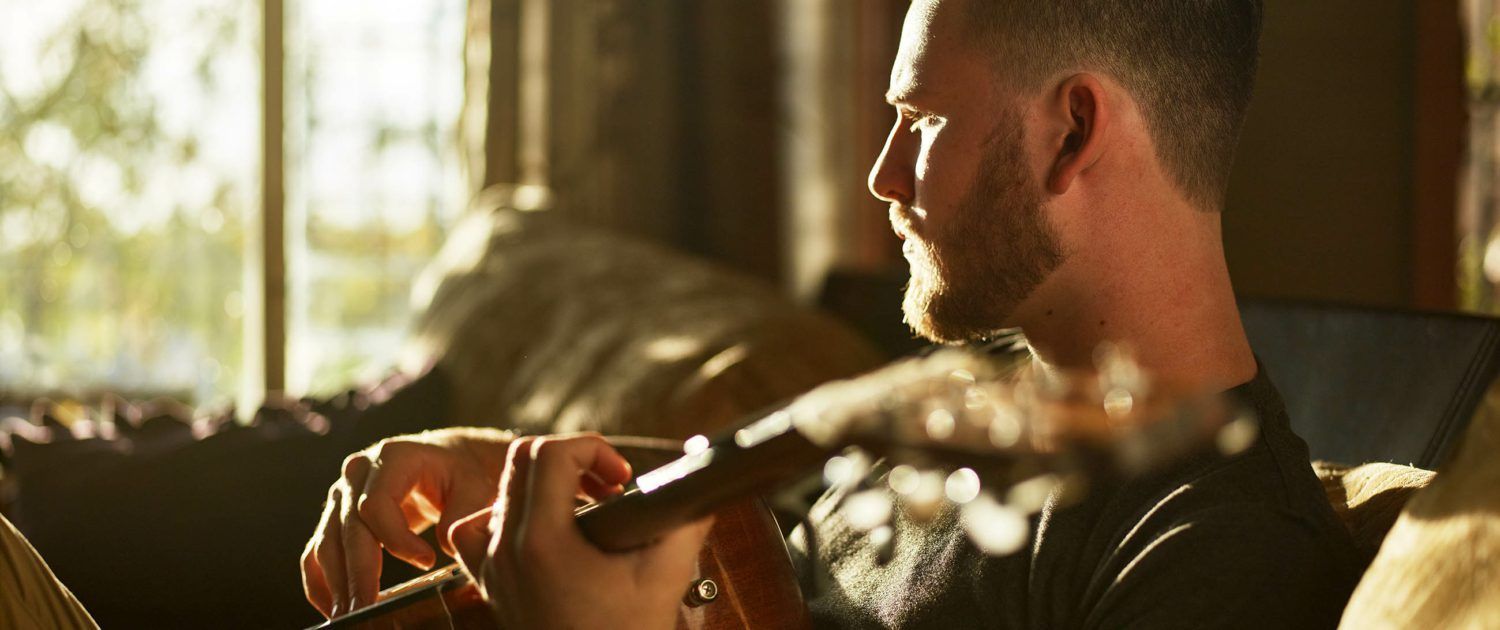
637, 516, 715, 587
360, 439, 498, 562
434, 474, 501, 558
312, 487, 350, 617
336, 455, 387, 613
340, 498, 383, 612
451, 433, 717, 629
357, 466, 437, 570
589, 448, 632, 488
302, 431, 514, 619
399, 497, 435, 531
449, 506, 493, 581
579, 469, 628, 503
494, 437, 537, 560
524, 435, 627, 535
301, 538, 333, 619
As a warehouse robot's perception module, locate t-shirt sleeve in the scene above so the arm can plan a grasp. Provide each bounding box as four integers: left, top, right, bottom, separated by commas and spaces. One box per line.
1082, 503, 1355, 630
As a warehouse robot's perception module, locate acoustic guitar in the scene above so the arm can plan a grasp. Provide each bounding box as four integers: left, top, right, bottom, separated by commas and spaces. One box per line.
314, 349, 1244, 629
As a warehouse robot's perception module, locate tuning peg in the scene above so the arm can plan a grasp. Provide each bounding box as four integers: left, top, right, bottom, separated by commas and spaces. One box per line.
887, 465, 945, 522
924, 408, 956, 440
1215, 411, 1259, 455
944, 467, 982, 504
1003, 473, 1062, 514
822, 450, 873, 487
1093, 342, 1148, 394
842, 488, 893, 532
987, 399, 1024, 448
960, 493, 1029, 556
871, 524, 897, 566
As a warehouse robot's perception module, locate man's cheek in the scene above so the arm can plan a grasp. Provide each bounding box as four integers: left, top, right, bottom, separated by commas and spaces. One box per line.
912, 145, 938, 200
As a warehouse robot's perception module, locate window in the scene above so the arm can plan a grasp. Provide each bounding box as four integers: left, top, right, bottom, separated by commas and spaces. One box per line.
284, 0, 467, 395
0, 0, 467, 407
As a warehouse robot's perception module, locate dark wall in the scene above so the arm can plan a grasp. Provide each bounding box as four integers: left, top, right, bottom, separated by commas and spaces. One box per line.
1225, 1, 1418, 307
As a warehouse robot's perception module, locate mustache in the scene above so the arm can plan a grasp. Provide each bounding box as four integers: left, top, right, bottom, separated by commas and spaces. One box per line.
888, 203, 919, 239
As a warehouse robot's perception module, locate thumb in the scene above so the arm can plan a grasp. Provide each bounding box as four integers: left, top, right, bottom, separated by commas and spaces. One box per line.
449, 507, 494, 581
437, 481, 498, 557
635, 516, 714, 585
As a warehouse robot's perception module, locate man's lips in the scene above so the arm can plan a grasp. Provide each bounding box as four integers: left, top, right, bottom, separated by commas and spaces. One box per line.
891, 207, 921, 260
889, 204, 919, 242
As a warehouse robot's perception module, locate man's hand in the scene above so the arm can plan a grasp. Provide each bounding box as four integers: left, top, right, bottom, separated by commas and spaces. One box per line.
450, 434, 714, 630
301, 427, 512, 619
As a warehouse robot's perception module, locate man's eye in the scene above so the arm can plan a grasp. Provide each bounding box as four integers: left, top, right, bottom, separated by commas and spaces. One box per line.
905, 113, 940, 133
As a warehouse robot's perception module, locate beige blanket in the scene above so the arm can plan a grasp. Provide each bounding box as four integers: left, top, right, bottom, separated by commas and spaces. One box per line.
1339, 387, 1500, 628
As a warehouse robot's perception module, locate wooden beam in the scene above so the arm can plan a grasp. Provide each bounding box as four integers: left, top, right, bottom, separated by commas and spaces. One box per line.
1413, 0, 1465, 310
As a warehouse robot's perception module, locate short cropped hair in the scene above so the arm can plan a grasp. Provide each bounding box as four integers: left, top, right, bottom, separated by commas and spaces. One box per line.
961, 0, 1263, 208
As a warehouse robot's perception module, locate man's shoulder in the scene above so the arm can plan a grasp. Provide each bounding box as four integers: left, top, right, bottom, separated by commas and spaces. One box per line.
1099, 415, 1354, 567
1041, 449, 1358, 628
1079, 496, 1359, 629
1111, 476, 1348, 560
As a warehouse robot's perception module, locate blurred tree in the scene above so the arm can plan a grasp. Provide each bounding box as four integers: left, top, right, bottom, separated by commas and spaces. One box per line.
0, 0, 254, 404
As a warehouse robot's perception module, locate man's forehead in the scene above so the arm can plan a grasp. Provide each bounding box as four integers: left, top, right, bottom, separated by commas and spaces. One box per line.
887, 0, 971, 105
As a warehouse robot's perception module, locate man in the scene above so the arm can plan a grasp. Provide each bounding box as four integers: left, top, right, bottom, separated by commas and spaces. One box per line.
301, 0, 1359, 627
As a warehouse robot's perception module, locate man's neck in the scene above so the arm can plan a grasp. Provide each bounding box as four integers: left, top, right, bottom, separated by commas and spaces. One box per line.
1015, 213, 1257, 394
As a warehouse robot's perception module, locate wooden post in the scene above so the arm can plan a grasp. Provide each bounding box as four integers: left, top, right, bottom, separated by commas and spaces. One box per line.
1413, 0, 1465, 311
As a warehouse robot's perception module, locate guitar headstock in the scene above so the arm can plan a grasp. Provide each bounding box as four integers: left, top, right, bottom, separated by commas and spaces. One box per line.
763, 345, 1257, 556
759, 345, 1244, 459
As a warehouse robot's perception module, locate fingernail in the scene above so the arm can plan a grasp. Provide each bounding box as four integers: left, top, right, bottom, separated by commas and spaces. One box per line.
350, 597, 364, 612
331, 603, 344, 617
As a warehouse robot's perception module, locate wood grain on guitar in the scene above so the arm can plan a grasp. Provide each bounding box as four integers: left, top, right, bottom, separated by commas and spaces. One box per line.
312, 349, 1248, 629
320, 496, 807, 630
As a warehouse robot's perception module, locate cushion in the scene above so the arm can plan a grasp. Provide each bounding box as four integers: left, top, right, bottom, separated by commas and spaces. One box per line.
1311, 460, 1434, 565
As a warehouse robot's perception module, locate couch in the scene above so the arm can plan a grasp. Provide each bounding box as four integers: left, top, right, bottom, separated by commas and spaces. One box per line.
0, 202, 883, 628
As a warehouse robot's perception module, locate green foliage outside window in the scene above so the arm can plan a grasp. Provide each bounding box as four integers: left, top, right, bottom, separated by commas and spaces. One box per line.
0, 0, 256, 403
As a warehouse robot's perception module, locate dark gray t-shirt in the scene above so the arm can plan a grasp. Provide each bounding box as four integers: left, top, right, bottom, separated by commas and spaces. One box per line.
788, 364, 1360, 629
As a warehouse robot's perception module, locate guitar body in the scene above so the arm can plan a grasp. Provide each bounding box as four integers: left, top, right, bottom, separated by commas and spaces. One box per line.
326, 497, 810, 630
679, 498, 811, 630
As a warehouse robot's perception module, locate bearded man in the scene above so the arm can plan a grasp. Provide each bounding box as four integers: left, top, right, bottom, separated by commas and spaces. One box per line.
299, 0, 1361, 627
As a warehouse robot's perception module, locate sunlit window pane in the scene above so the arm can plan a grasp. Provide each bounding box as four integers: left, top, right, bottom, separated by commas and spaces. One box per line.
0, 0, 259, 404
284, 0, 467, 395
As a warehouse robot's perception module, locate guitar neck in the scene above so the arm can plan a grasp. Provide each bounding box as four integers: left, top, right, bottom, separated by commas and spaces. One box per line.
576, 420, 831, 552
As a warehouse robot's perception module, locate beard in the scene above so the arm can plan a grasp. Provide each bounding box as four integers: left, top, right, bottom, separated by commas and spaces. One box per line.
897, 114, 1065, 344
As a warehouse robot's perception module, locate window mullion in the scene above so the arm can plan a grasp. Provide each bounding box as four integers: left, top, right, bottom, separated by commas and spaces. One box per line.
262, 0, 287, 397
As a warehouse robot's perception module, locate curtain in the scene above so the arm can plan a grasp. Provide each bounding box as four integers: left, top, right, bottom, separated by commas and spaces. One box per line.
461, 0, 786, 284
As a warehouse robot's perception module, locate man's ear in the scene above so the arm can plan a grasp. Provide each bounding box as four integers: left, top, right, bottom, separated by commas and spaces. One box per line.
1045, 74, 1109, 195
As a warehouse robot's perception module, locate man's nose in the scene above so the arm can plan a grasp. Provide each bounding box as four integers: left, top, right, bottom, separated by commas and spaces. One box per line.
868, 120, 914, 204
